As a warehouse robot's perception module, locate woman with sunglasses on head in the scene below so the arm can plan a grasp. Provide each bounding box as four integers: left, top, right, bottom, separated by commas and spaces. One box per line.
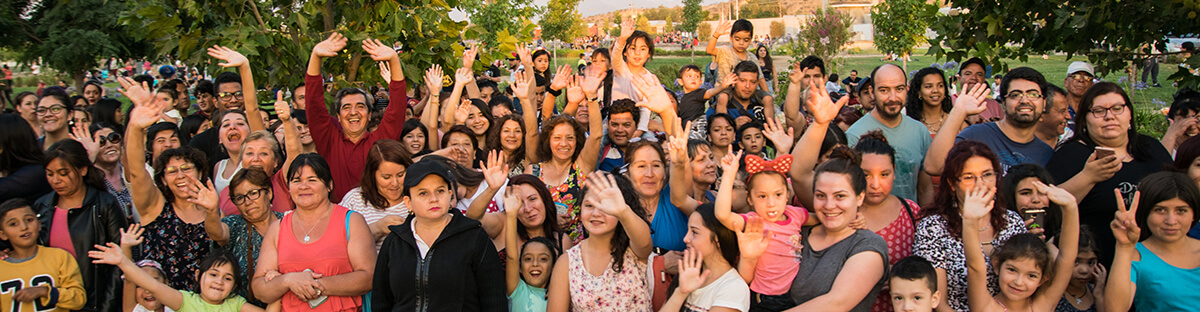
118, 77, 214, 291
1045, 81, 1173, 267
69, 122, 137, 222
32, 139, 128, 312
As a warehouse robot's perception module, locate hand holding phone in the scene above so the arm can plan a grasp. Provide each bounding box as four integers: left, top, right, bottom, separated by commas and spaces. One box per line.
1095, 146, 1116, 160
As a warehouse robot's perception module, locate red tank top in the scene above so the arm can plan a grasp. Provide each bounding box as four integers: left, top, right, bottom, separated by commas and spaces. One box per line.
277, 205, 360, 312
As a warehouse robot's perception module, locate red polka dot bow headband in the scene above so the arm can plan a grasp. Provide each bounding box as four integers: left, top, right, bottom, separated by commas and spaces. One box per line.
744, 155, 792, 175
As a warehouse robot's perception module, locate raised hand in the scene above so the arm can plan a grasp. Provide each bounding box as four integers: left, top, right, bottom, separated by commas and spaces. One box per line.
362, 38, 397, 61
454, 99, 471, 124
312, 32, 348, 58
379, 61, 392, 82
788, 62, 804, 85
207, 45, 249, 68
952, 81, 990, 116
425, 64, 444, 95
675, 248, 711, 295
88, 242, 127, 265
462, 44, 479, 69
118, 224, 145, 249
585, 172, 629, 217
274, 91, 292, 122
550, 65, 573, 91
117, 77, 154, 107
503, 188, 524, 218
762, 117, 795, 153
120, 78, 168, 130
719, 147, 743, 174
515, 44, 533, 67
806, 76, 849, 125
960, 183, 995, 222
620, 16, 635, 39
714, 20, 733, 39
666, 130, 689, 165
481, 150, 509, 190
1111, 190, 1141, 245
454, 67, 473, 86
580, 64, 607, 98
1031, 181, 1076, 207
631, 74, 673, 114
736, 216, 771, 258
716, 70, 738, 89
70, 124, 99, 160
184, 175, 219, 213
565, 75, 584, 105
511, 72, 532, 101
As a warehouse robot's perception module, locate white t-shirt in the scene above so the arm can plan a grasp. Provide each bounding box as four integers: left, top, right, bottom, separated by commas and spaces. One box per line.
454, 179, 508, 214
683, 270, 750, 312
340, 186, 410, 251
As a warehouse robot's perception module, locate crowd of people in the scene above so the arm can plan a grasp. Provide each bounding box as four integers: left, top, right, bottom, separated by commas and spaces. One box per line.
2, 16, 1200, 312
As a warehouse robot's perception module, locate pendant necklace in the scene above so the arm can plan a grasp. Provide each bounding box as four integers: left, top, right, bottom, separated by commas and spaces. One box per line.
297, 213, 329, 243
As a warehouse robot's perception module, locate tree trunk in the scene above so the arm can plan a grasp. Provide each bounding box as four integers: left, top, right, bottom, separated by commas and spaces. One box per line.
73, 71, 86, 95
347, 52, 363, 83
323, 0, 335, 32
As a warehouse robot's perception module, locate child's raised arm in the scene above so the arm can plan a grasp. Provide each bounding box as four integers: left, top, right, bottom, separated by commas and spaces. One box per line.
503, 190, 523, 296
714, 147, 745, 232
90, 243, 185, 311
961, 184, 1001, 312
1032, 182, 1079, 309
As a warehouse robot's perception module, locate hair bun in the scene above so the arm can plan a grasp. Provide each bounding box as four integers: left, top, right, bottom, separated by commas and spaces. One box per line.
860, 130, 889, 145
827, 145, 862, 166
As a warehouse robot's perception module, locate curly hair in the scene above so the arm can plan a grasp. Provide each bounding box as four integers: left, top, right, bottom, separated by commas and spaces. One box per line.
919, 140, 1008, 240
536, 115, 586, 163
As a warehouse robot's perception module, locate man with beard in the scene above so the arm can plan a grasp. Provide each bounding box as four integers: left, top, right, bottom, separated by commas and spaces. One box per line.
925, 67, 1054, 175
715, 60, 775, 127
596, 99, 641, 173
846, 64, 934, 203
955, 57, 1003, 122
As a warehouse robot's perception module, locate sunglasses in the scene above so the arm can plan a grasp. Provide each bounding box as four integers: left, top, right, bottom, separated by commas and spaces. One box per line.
97, 132, 122, 145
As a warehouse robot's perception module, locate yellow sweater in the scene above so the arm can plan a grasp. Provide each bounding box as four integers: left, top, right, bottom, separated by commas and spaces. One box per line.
0, 246, 86, 312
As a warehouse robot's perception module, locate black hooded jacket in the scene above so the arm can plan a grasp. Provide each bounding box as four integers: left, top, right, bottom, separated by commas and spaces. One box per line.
371, 209, 506, 312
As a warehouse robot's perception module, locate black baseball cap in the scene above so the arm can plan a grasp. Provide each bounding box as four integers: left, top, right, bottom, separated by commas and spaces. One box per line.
403, 158, 456, 196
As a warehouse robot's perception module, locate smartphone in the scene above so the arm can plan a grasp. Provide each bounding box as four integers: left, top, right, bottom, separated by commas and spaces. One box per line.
1021, 208, 1047, 230
1095, 146, 1116, 159
303, 269, 327, 308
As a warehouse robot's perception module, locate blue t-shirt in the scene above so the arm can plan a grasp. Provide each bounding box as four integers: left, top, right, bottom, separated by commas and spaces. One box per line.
956, 122, 1053, 173
650, 183, 689, 252
1130, 242, 1200, 311
508, 279, 547, 312
846, 114, 932, 201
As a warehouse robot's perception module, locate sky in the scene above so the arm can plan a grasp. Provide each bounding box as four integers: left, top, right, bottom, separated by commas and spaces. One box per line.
450, 0, 727, 22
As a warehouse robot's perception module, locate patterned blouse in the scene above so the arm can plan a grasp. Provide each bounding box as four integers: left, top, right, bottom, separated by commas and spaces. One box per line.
532, 162, 586, 244
871, 198, 922, 312
566, 245, 650, 312
142, 203, 212, 290
912, 209, 1026, 312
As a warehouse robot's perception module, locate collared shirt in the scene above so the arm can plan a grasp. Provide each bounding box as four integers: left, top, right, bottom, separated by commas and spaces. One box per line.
305, 75, 408, 202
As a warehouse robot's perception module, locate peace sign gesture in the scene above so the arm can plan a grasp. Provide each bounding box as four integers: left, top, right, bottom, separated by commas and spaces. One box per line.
1111, 190, 1142, 245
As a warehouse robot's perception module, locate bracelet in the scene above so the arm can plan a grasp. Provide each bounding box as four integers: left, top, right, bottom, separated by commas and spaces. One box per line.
547, 88, 563, 97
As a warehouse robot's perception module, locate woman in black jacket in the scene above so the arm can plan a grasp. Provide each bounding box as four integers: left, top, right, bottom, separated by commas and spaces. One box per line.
372, 158, 506, 311
34, 139, 127, 312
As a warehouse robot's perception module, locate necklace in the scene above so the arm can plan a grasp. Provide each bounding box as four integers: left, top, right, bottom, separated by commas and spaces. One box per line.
1065, 287, 1086, 304
296, 213, 329, 243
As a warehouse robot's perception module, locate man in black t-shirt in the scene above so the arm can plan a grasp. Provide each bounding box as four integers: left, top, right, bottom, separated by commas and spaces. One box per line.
714, 61, 774, 127
842, 70, 862, 94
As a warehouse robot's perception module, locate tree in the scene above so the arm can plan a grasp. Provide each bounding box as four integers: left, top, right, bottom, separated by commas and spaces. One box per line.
636, 15, 653, 35
121, 0, 519, 91
928, 0, 1200, 89
1, 0, 150, 89
464, 0, 540, 49
770, 21, 786, 38
792, 9, 856, 71
872, 0, 936, 58
680, 0, 704, 36
698, 22, 713, 40
541, 0, 584, 42
664, 16, 675, 34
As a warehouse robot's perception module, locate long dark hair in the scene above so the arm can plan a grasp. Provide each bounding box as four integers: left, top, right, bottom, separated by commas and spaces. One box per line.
695, 203, 739, 266
579, 172, 647, 273
755, 45, 774, 74
360, 140, 413, 209
509, 174, 560, 244
287, 153, 334, 198
1067, 81, 1153, 161
421, 154, 485, 188
905, 67, 952, 122
0, 114, 43, 175
43, 139, 106, 191
1134, 171, 1200, 241
486, 115, 526, 168
401, 119, 432, 155
999, 164, 1061, 238
91, 98, 123, 126
919, 140, 1008, 240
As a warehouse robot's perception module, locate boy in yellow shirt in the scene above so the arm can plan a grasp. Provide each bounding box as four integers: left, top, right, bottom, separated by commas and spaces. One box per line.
0, 199, 85, 312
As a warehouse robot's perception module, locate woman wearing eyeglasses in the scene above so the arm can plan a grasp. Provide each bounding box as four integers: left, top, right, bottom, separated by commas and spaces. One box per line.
912, 140, 1028, 312
37, 90, 74, 150
31, 139, 128, 312
192, 167, 283, 306
119, 77, 215, 291
1045, 81, 1173, 268
214, 96, 305, 216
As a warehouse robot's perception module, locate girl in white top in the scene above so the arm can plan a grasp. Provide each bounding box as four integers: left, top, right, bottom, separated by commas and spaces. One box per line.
658, 203, 752, 312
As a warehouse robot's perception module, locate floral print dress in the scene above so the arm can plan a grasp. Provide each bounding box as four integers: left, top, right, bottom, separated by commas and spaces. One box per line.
532, 162, 586, 244
566, 245, 650, 312
142, 203, 212, 290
